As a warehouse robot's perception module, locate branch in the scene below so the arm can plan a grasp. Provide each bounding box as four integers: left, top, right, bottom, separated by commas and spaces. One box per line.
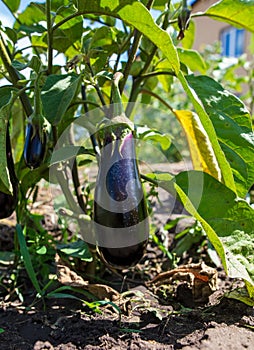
119, 29, 143, 94
140, 88, 174, 112
0, 35, 33, 117
46, 0, 53, 75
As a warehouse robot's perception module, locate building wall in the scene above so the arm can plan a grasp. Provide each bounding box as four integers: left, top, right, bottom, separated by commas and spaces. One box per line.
191, 0, 250, 54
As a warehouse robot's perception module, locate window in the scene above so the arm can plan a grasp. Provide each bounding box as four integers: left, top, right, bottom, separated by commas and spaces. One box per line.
220, 27, 245, 57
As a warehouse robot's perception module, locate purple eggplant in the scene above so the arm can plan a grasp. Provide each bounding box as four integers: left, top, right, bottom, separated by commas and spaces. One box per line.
24, 122, 46, 169
0, 125, 18, 219
93, 127, 149, 269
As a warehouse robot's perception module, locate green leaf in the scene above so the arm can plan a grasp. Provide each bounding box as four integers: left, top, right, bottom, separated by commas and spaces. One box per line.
89, 26, 115, 49
4, 27, 18, 44
53, 8, 83, 53
1, 0, 20, 13
0, 251, 15, 265
226, 287, 254, 307
186, 75, 254, 197
50, 145, 94, 165
177, 48, 207, 74
28, 56, 42, 73
151, 170, 254, 295
36, 246, 47, 255
16, 2, 45, 27
19, 23, 46, 34
41, 73, 82, 125
0, 87, 17, 194
152, 0, 167, 10
57, 239, 93, 262
181, 20, 195, 49
204, 0, 254, 32
177, 71, 236, 191
16, 224, 42, 295
137, 127, 171, 151
19, 162, 49, 196
77, 0, 179, 74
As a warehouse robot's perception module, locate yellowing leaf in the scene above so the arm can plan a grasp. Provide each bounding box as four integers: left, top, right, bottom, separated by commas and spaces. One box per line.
174, 110, 221, 181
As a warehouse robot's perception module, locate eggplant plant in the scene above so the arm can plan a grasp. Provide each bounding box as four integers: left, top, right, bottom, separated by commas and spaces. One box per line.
0, 0, 253, 304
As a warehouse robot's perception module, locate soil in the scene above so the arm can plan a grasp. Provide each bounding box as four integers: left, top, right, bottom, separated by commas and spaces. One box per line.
0, 162, 253, 349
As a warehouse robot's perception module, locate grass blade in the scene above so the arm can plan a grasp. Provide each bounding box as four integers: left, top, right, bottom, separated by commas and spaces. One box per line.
16, 224, 42, 296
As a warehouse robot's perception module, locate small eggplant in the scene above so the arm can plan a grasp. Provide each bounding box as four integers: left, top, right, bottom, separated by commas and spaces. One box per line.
93, 127, 149, 269
0, 125, 18, 219
0, 187, 18, 219
177, 3, 191, 40
24, 122, 47, 169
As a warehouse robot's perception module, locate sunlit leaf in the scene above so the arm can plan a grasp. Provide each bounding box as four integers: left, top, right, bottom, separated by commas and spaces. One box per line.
186, 75, 254, 197
177, 71, 236, 191
50, 146, 94, 165
181, 20, 195, 49
204, 0, 254, 32
177, 48, 207, 74
226, 287, 254, 306
41, 73, 82, 125
1, 0, 20, 13
76, 0, 179, 74
53, 9, 83, 53
137, 127, 171, 151
57, 239, 93, 262
15, 2, 45, 27
148, 170, 254, 297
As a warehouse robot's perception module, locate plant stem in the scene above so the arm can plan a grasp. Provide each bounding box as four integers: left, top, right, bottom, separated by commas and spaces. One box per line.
46, 0, 53, 75
34, 74, 43, 116
0, 34, 33, 117
71, 158, 87, 212
55, 164, 82, 214
81, 85, 100, 155
141, 173, 158, 186
119, 0, 155, 94
141, 71, 175, 79
125, 4, 172, 118
86, 61, 107, 107
120, 29, 143, 95
140, 88, 174, 112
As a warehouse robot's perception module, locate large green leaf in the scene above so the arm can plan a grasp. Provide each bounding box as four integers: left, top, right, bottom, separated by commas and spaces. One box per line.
1, 0, 20, 13
177, 48, 207, 74
41, 73, 82, 125
53, 6, 83, 53
186, 75, 254, 197
203, 0, 254, 32
15, 2, 45, 27
0, 87, 17, 194
57, 239, 92, 262
149, 170, 254, 299
177, 71, 236, 191
76, 0, 179, 74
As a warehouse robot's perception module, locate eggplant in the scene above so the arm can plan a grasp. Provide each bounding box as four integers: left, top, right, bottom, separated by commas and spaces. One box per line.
177, 4, 191, 40
24, 122, 47, 169
93, 126, 149, 269
0, 125, 18, 219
